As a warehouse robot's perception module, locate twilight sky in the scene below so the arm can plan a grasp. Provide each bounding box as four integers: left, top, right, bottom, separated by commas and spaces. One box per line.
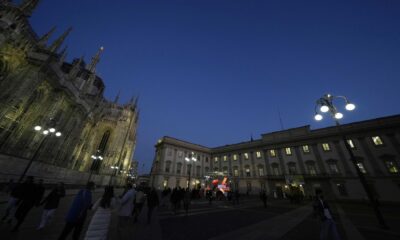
28, 0, 400, 174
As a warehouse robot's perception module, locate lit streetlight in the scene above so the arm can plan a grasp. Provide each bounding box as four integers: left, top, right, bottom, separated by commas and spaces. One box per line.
314, 93, 388, 229
18, 124, 62, 182
87, 150, 103, 183
185, 152, 197, 189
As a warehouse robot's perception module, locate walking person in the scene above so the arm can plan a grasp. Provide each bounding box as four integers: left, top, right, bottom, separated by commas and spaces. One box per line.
12, 177, 44, 232
260, 190, 268, 208
132, 187, 145, 223
58, 181, 95, 240
183, 189, 191, 216
37, 182, 66, 230
313, 189, 342, 240
84, 186, 116, 240
118, 183, 135, 228
146, 188, 159, 224
1, 179, 21, 224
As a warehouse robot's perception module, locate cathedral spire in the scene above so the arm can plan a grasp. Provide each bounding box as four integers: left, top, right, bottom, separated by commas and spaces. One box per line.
58, 46, 67, 65
49, 27, 72, 52
38, 26, 56, 46
68, 55, 84, 79
114, 90, 121, 104
86, 46, 104, 73
20, 0, 40, 16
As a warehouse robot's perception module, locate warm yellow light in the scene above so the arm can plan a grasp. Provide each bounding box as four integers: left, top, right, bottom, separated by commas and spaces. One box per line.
43, 130, 49, 135
34, 126, 42, 131
49, 128, 56, 133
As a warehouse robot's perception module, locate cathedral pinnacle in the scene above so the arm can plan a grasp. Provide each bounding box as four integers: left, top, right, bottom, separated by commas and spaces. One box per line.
20, 0, 40, 16
59, 46, 68, 65
87, 46, 104, 73
38, 26, 56, 47
49, 27, 72, 53
114, 90, 121, 104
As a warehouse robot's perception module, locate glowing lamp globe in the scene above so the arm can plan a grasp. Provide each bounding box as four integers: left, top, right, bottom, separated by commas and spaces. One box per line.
334, 112, 343, 119
345, 103, 355, 111
314, 114, 323, 121
320, 105, 329, 113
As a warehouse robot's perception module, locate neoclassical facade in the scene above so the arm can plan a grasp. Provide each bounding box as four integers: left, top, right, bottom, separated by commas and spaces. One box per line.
0, 1, 139, 180
150, 115, 400, 202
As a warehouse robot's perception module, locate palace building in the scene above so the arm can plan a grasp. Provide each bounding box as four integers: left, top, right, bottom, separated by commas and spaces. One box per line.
150, 115, 400, 202
0, 1, 139, 184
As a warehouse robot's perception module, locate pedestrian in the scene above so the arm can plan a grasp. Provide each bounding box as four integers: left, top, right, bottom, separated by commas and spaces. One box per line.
146, 188, 159, 224
118, 183, 135, 228
1, 179, 21, 224
313, 189, 342, 240
84, 186, 116, 240
183, 189, 191, 216
58, 181, 95, 240
37, 182, 66, 230
260, 190, 267, 208
132, 187, 145, 222
12, 177, 44, 232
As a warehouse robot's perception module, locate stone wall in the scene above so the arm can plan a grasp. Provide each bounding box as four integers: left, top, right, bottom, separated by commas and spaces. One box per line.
0, 153, 124, 186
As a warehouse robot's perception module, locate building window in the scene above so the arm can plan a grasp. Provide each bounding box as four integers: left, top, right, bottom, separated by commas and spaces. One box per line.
165, 161, 171, 173
258, 167, 264, 177
205, 167, 209, 173
233, 168, 239, 177
244, 153, 249, 160
372, 136, 384, 146
328, 162, 339, 174
346, 139, 355, 149
222, 167, 228, 175
256, 151, 262, 158
285, 147, 292, 155
270, 149, 276, 157
233, 154, 238, 161
306, 163, 317, 175
246, 182, 252, 192
385, 160, 399, 174
302, 145, 310, 153
288, 163, 296, 174
322, 143, 331, 151
245, 167, 251, 177
163, 179, 168, 188
178, 151, 183, 157
167, 150, 172, 156
205, 157, 209, 163
196, 166, 201, 177
214, 157, 218, 162
272, 165, 280, 175
336, 183, 348, 196
176, 163, 182, 174
223, 155, 227, 161
187, 165, 192, 175
357, 162, 367, 174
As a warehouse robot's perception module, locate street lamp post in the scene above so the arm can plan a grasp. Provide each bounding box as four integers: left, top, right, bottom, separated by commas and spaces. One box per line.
314, 93, 388, 229
87, 150, 103, 183
109, 165, 119, 185
18, 124, 62, 183
185, 152, 197, 189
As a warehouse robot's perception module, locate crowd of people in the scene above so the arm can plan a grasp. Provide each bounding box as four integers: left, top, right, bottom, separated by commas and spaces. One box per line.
1, 178, 160, 240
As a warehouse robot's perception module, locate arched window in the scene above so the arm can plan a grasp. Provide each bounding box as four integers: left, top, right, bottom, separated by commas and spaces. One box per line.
98, 130, 111, 154
287, 162, 297, 174
271, 163, 280, 175
245, 165, 251, 177
305, 160, 317, 175
176, 162, 182, 174
258, 165, 264, 177
233, 166, 239, 177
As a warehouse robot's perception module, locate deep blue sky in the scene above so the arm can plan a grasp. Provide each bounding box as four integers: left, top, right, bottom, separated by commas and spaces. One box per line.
28, 0, 400, 174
